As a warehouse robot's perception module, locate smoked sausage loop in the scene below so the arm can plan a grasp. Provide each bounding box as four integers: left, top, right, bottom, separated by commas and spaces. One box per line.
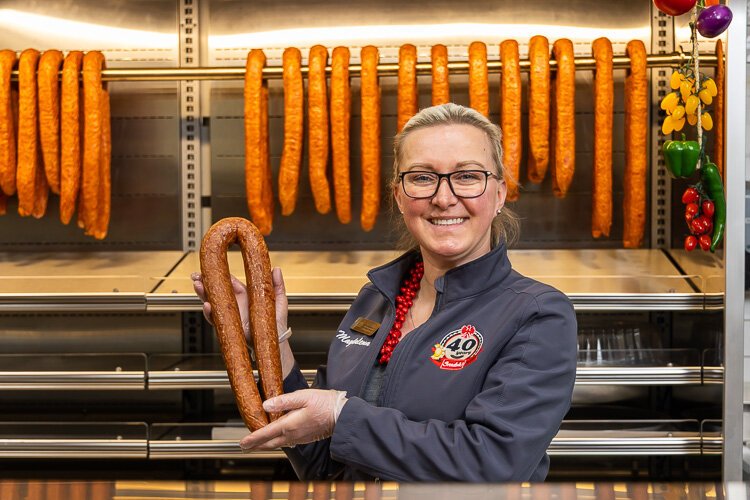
200, 217, 284, 432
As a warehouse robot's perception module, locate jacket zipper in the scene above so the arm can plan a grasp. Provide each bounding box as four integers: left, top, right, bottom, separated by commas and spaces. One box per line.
380, 289, 443, 407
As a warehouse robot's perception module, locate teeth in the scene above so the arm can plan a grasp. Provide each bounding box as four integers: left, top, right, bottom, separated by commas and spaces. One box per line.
431, 218, 465, 226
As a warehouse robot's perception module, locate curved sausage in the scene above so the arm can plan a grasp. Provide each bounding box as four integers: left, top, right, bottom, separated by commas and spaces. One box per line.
244, 49, 271, 235
16, 48, 41, 217
331, 46, 351, 224
623, 40, 648, 248
308, 45, 331, 215
60, 50, 84, 225
0, 50, 16, 197
551, 38, 575, 198
592, 37, 613, 239
199, 217, 283, 431
38, 49, 64, 194
431, 44, 450, 106
278, 47, 303, 216
397, 44, 417, 131
528, 35, 550, 184
500, 40, 521, 202
714, 40, 724, 178
360, 45, 380, 232
80, 51, 106, 231
468, 41, 489, 118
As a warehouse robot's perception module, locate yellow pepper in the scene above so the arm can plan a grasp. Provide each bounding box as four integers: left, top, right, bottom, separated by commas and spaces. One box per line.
699, 89, 713, 105
688, 113, 698, 126
680, 81, 692, 103
662, 115, 675, 135
702, 78, 718, 97
701, 112, 713, 131
670, 71, 682, 90
685, 94, 700, 115
660, 92, 679, 112
673, 116, 686, 132
672, 105, 686, 120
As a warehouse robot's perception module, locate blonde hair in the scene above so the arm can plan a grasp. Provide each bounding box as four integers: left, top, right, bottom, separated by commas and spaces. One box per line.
390, 103, 520, 250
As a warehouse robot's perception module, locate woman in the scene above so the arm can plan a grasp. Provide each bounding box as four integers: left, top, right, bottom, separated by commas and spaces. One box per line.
193, 103, 577, 481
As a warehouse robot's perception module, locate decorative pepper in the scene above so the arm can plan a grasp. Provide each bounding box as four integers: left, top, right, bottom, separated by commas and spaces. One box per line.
700, 157, 725, 252
663, 133, 700, 179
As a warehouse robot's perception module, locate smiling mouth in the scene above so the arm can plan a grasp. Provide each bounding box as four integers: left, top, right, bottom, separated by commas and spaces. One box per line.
430, 218, 466, 226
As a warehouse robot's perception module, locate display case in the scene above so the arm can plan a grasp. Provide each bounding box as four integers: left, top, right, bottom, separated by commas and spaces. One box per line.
0, 0, 744, 482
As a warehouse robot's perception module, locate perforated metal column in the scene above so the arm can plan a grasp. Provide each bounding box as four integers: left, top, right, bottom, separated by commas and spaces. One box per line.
180, 0, 202, 251
650, 7, 674, 248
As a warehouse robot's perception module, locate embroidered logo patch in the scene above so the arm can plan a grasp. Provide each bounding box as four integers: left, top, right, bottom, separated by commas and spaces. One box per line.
430, 324, 483, 370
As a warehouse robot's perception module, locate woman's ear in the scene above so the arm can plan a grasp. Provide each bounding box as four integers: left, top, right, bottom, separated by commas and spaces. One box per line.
394, 184, 404, 214
495, 178, 507, 213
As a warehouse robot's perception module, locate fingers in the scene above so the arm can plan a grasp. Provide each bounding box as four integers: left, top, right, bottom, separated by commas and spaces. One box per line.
246, 434, 292, 451
272, 267, 289, 330
191, 273, 206, 299
273, 268, 288, 308
272, 267, 287, 296
230, 275, 247, 296
202, 302, 213, 323
191, 273, 214, 325
263, 391, 306, 413
240, 417, 288, 450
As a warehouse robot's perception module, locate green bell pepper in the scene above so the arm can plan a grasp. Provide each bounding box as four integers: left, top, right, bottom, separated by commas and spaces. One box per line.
700, 157, 725, 252
663, 133, 700, 179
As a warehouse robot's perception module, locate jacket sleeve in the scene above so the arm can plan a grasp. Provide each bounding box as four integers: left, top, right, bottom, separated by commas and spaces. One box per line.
328, 290, 577, 482
282, 364, 347, 480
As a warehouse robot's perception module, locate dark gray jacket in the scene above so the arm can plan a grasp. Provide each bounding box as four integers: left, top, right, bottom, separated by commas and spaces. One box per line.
283, 244, 577, 482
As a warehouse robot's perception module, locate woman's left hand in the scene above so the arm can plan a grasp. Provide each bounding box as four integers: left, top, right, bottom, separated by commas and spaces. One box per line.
239, 389, 348, 451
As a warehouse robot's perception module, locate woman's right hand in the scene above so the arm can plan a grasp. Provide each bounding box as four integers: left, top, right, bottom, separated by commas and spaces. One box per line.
191, 267, 289, 347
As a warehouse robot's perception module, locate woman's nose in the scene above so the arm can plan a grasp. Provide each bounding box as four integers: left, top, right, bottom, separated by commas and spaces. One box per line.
432, 178, 458, 207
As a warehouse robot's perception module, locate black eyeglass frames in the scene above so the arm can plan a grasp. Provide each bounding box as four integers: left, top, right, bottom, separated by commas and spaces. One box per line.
398, 170, 499, 199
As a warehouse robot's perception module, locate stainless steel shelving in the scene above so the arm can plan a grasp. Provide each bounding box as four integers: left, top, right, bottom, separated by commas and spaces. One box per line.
0, 248, 725, 460
0, 421, 713, 459
0, 249, 724, 312
0, 364, 723, 391
0, 423, 149, 459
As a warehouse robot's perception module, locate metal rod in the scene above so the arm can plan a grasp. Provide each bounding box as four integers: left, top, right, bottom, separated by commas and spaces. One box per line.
8, 52, 718, 82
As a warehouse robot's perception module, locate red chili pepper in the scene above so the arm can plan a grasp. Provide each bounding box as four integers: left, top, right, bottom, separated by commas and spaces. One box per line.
699, 234, 712, 251
705, 0, 720, 5
684, 235, 698, 251
685, 202, 700, 219
702, 200, 715, 218
682, 187, 700, 204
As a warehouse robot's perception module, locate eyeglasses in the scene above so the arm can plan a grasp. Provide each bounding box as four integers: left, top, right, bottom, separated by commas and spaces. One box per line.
398, 170, 499, 199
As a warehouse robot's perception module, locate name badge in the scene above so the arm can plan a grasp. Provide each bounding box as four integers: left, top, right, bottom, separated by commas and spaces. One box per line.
350, 317, 380, 336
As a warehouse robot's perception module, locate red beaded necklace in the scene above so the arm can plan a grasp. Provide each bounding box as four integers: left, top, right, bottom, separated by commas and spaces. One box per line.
378, 261, 424, 365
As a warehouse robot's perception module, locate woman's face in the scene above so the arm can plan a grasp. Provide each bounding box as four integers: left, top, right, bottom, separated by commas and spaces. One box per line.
394, 123, 507, 269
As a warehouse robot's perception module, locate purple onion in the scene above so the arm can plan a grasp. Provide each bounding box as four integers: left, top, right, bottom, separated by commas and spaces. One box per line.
696, 5, 733, 38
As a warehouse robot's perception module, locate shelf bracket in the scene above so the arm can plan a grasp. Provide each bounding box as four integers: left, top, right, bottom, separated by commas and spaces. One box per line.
650, 6, 675, 249
179, 0, 202, 251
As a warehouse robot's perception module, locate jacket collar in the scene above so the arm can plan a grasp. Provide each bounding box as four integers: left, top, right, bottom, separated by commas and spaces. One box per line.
367, 244, 512, 305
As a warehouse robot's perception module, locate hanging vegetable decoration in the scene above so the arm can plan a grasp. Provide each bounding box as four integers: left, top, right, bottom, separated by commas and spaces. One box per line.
663, 134, 700, 177
653, 0, 697, 16
696, 4, 733, 38
656, 0, 730, 253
